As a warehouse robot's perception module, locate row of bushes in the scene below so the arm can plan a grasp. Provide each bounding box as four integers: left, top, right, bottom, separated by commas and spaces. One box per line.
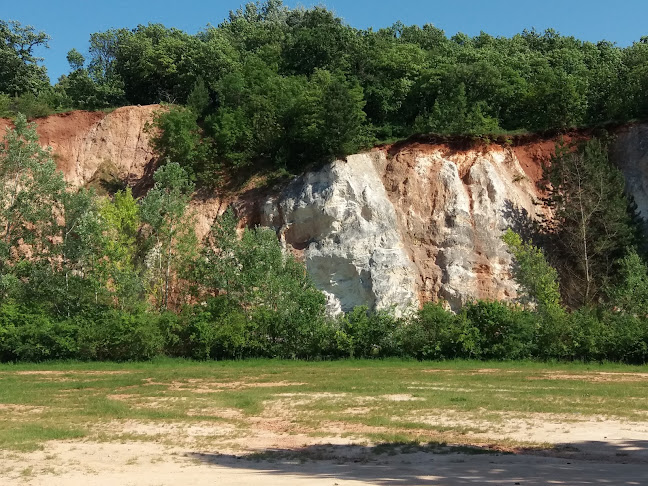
2, 299, 647, 364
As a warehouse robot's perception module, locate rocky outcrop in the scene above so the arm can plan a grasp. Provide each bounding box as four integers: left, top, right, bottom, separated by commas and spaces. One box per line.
261, 147, 544, 313
260, 153, 419, 315
7, 106, 648, 313
1, 105, 160, 187
380, 145, 544, 310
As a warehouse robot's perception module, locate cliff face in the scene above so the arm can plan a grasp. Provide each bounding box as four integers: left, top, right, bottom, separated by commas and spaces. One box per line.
0, 105, 160, 187
261, 146, 545, 313
4, 107, 646, 313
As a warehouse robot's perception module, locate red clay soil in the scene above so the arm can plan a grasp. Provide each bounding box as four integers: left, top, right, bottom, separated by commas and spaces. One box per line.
0, 110, 106, 142
32, 110, 106, 146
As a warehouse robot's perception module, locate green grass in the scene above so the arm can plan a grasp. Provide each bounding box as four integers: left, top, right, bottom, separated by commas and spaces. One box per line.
0, 358, 647, 451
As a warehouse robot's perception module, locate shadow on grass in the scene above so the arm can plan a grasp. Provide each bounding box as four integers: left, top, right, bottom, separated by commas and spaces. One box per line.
187, 440, 648, 485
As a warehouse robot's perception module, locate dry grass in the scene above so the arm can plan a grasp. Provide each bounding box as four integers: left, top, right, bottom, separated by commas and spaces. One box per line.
0, 359, 647, 452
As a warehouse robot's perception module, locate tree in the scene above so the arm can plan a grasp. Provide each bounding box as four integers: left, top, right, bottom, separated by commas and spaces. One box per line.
149, 106, 208, 181
57, 188, 105, 314
66, 48, 85, 71
99, 188, 143, 310
606, 249, 648, 315
186, 77, 210, 117
286, 69, 368, 166
0, 20, 50, 96
502, 229, 562, 311
416, 82, 500, 135
543, 139, 637, 307
197, 208, 327, 356
0, 115, 67, 301
140, 162, 197, 310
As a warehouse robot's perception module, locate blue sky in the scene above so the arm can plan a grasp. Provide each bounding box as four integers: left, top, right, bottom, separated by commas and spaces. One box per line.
4, 0, 647, 83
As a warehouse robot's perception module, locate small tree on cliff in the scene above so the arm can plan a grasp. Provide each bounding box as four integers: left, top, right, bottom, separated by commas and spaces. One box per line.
140, 162, 198, 310
542, 139, 637, 307
502, 229, 562, 313
0, 114, 66, 302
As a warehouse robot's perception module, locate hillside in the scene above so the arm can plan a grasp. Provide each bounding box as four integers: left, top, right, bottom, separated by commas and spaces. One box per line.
5, 106, 648, 314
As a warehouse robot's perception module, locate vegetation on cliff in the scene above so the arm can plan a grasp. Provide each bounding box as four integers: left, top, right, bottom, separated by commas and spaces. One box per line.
2, 3, 648, 364
5, 1, 648, 175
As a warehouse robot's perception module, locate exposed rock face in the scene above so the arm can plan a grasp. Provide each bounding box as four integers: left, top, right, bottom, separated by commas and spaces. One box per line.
261, 147, 543, 312
0, 105, 160, 187
380, 145, 543, 310
613, 125, 648, 219
7, 106, 648, 313
260, 153, 419, 315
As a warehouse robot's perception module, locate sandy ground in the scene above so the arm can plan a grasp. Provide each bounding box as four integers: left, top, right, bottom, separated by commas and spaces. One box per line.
2, 416, 648, 486
1, 440, 647, 485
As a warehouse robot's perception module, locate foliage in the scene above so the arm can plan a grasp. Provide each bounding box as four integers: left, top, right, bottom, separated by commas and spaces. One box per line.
0, 20, 50, 96
542, 139, 638, 307
502, 229, 562, 311
140, 162, 197, 310
6, 1, 647, 178
0, 114, 67, 303
605, 249, 648, 315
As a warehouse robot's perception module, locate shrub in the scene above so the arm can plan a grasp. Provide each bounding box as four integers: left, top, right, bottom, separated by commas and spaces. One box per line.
398, 302, 464, 360
0, 303, 79, 362
462, 301, 536, 360
601, 311, 648, 364
77, 308, 164, 361
340, 306, 400, 358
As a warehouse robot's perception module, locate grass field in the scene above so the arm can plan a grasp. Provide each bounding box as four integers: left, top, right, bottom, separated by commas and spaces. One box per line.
1, 358, 648, 455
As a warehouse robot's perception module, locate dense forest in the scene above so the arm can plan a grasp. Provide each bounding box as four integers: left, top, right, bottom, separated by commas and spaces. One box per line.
5, 1, 648, 177
2, 2, 648, 363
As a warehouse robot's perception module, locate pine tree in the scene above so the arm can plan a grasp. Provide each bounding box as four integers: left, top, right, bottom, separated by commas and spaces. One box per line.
543, 138, 637, 307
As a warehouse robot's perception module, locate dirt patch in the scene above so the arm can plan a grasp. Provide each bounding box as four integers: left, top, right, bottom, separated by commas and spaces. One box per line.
529, 371, 648, 382
0, 404, 45, 414
11, 370, 132, 376
342, 407, 373, 416
187, 408, 244, 420
144, 378, 305, 394
382, 394, 424, 402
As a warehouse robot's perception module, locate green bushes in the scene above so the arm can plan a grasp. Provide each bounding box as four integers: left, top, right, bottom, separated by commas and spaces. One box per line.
1, 299, 648, 364
0, 304, 164, 362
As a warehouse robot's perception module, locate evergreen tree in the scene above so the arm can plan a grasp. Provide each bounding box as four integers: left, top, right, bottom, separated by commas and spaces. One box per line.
543, 139, 637, 307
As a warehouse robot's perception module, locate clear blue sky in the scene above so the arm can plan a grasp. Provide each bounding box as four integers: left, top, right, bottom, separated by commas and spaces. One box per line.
4, 0, 647, 83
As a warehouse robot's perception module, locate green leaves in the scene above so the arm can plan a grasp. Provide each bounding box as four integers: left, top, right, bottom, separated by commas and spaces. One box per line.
502, 229, 561, 311
140, 163, 197, 310
544, 139, 638, 307
0, 20, 50, 96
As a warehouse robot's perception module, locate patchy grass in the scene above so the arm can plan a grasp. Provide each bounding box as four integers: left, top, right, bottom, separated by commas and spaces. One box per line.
0, 359, 647, 451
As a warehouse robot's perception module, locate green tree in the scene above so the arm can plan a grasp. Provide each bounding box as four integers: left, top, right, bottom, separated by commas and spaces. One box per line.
140, 163, 197, 310
186, 76, 210, 117
502, 229, 562, 312
0, 114, 67, 302
287, 69, 368, 166
543, 139, 637, 307
0, 20, 50, 96
197, 208, 327, 357
605, 249, 648, 315
149, 106, 207, 180
99, 188, 143, 310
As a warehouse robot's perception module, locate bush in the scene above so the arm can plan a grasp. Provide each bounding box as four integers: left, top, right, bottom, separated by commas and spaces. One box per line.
340, 306, 400, 358
462, 301, 536, 360
398, 302, 464, 360
77, 308, 164, 361
149, 106, 210, 180
170, 298, 250, 360
601, 311, 648, 364
0, 304, 79, 362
